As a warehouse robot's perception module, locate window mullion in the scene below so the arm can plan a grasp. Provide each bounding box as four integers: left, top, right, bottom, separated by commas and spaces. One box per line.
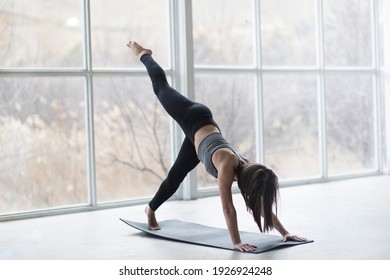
316, 0, 328, 179
382, 0, 390, 174
83, 0, 97, 207
254, 0, 265, 164
371, 0, 382, 173
171, 0, 196, 200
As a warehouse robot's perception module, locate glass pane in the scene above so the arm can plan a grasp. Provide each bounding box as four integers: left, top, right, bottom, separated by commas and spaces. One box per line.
326, 74, 376, 175
194, 73, 256, 188
94, 76, 171, 202
323, 0, 372, 67
0, 0, 83, 68
193, 0, 254, 66
260, 0, 317, 67
263, 74, 319, 180
0, 77, 87, 214
91, 0, 170, 68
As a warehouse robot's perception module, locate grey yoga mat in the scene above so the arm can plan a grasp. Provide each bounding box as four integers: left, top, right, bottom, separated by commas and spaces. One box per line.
120, 219, 313, 254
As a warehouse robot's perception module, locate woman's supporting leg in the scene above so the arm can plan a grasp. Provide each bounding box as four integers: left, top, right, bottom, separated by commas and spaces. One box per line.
148, 137, 200, 212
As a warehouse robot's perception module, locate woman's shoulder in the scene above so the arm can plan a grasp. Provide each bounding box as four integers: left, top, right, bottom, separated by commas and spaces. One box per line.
213, 148, 240, 169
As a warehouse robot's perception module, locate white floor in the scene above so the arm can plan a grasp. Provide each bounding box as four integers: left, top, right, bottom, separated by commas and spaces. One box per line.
1, 175, 390, 260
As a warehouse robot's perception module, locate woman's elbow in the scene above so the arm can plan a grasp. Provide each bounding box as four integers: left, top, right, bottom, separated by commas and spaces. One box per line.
222, 206, 236, 217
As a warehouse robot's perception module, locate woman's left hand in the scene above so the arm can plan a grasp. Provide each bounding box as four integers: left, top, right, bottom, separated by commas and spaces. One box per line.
283, 233, 307, 242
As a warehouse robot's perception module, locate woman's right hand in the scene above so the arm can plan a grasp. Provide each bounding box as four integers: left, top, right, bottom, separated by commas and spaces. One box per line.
234, 242, 257, 252
283, 233, 307, 242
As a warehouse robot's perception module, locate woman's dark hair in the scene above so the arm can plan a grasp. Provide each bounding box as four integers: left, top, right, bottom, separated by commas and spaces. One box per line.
236, 163, 279, 232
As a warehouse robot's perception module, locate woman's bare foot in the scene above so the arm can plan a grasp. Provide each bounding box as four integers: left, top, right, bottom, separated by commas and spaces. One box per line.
145, 205, 161, 230
127, 41, 152, 58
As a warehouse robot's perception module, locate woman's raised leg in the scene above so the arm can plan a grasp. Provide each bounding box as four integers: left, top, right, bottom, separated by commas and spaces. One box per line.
128, 41, 194, 127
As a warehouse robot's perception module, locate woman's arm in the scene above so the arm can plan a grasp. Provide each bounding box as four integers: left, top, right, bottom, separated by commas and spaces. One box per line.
258, 198, 307, 242
215, 152, 256, 252
272, 212, 289, 237
272, 213, 307, 242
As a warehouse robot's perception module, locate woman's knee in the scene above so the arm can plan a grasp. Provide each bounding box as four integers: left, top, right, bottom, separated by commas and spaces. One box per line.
151, 68, 169, 91
166, 169, 186, 187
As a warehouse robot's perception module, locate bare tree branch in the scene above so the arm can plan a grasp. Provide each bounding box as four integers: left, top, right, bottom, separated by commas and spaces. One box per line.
108, 152, 164, 181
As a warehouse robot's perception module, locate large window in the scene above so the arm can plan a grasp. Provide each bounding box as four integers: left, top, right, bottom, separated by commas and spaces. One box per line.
193, 0, 383, 190
0, 0, 386, 219
0, 0, 171, 218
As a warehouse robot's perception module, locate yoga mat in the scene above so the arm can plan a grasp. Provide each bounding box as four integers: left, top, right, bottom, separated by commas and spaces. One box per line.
120, 219, 313, 253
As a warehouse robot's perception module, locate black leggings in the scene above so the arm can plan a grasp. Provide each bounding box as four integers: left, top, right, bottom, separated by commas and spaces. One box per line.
141, 55, 218, 211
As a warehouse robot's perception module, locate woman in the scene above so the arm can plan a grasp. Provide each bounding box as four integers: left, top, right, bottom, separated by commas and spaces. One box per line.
127, 41, 306, 252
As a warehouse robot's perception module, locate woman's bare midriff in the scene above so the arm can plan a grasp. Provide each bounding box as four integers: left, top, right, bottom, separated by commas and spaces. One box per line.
195, 125, 240, 180
194, 125, 221, 154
